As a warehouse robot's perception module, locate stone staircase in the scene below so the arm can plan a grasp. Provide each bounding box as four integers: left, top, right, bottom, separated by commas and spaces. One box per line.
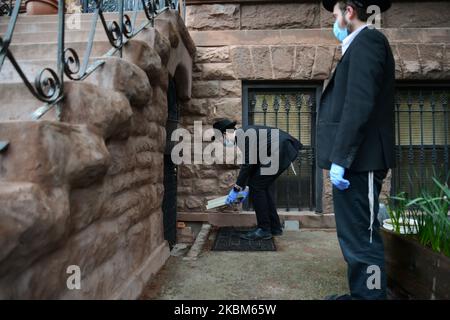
0, 9, 195, 299
0, 11, 149, 120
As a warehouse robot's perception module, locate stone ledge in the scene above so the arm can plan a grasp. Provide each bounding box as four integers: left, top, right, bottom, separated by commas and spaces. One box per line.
190, 28, 450, 47
177, 211, 336, 229
186, 1, 450, 29
192, 43, 449, 81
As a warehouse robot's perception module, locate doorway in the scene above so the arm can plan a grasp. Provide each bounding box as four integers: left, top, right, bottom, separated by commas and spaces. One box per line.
162, 77, 179, 247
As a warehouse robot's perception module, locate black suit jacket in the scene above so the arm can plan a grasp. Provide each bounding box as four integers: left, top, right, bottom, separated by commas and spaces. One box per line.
235, 125, 302, 187
317, 27, 396, 172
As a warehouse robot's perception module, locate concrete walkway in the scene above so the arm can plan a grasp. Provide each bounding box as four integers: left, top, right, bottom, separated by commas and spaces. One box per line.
140, 230, 348, 300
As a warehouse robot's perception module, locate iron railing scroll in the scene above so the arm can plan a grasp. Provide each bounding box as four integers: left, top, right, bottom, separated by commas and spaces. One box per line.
0, 0, 13, 16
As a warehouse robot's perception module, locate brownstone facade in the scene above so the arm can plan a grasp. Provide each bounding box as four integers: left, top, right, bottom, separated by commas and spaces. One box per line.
178, 0, 450, 216
0, 10, 195, 299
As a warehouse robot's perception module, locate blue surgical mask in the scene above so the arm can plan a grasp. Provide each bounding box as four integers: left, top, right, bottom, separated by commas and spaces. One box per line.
333, 19, 349, 42
223, 138, 234, 147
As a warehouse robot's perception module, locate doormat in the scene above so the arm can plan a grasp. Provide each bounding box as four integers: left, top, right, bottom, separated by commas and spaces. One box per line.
212, 227, 276, 252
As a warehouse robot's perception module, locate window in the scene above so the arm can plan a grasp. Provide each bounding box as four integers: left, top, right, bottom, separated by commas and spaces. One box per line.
392, 84, 450, 197
243, 83, 322, 212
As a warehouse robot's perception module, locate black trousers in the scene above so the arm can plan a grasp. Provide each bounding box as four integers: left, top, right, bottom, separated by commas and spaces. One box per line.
333, 169, 388, 300
248, 167, 284, 232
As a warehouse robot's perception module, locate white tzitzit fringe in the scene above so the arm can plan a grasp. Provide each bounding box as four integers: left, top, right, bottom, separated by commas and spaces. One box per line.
368, 171, 374, 244
290, 162, 297, 176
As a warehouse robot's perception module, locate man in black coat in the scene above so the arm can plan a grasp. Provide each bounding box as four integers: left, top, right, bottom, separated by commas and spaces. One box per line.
318, 0, 395, 299
213, 119, 302, 240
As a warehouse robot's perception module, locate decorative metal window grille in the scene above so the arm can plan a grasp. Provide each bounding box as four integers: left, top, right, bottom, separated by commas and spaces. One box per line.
392, 85, 450, 198
244, 83, 322, 212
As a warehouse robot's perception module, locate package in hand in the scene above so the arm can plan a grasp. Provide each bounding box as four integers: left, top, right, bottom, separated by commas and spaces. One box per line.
206, 187, 249, 210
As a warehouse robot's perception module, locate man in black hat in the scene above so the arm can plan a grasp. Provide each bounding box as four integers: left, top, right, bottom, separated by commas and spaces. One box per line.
213, 119, 302, 240
318, 0, 395, 299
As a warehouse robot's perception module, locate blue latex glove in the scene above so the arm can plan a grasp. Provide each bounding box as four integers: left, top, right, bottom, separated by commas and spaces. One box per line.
330, 163, 350, 190
225, 188, 239, 205
238, 189, 249, 203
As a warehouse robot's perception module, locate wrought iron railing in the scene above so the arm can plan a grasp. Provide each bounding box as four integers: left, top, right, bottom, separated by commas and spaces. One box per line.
0, 0, 184, 120
392, 85, 450, 198
0, 0, 13, 16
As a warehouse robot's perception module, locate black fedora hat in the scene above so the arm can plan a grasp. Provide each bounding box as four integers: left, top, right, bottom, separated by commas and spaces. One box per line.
213, 119, 237, 134
322, 0, 391, 13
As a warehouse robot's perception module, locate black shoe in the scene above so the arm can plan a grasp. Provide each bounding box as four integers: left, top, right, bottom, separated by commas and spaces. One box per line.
324, 294, 353, 300
240, 228, 273, 240
271, 228, 283, 236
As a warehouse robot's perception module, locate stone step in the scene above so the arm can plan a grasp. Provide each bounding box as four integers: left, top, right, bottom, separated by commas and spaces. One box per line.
8, 40, 115, 60
7, 21, 153, 43
0, 16, 149, 33
0, 82, 44, 121
0, 54, 151, 120
0, 10, 148, 24
1, 34, 163, 85
0, 57, 106, 83
0, 79, 133, 134
9, 29, 110, 44
177, 211, 337, 229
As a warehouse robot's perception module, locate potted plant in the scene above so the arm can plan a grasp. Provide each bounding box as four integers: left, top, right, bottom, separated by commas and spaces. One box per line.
382, 177, 450, 299
25, 0, 58, 15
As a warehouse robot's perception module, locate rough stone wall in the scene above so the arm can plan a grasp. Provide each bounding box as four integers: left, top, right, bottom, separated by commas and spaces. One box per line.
0, 10, 195, 299
179, 0, 450, 215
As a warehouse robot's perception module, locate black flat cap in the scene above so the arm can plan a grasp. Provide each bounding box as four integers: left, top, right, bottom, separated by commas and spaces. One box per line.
213, 119, 237, 134
322, 0, 391, 12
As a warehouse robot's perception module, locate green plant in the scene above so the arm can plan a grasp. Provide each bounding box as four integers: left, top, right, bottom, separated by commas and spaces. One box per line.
386, 192, 411, 234
386, 177, 450, 257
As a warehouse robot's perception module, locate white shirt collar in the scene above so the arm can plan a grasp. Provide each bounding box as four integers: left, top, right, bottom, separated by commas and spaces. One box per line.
341, 24, 369, 55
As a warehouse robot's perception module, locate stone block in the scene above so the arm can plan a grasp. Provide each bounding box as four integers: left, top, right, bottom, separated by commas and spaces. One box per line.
62, 82, 132, 140
186, 4, 240, 31
293, 46, 316, 79
241, 3, 320, 30
0, 121, 110, 188
418, 44, 445, 79
196, 46, 231, 63
86, 57, 153, 109
311, 46, 336, 80
192, 80, 220, 98
271, 46, 295, 79
397, 44, 421, 79
219, 80, 241, 98
197, 63, 236, 80
383, 1, 450, 28
251, 46, 273, 79
208, 97, 242, 122
230, 46, 254, 79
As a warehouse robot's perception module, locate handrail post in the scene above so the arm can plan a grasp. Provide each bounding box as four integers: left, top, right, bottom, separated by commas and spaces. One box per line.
118, 0, 123, 57
56, 0, 65, 119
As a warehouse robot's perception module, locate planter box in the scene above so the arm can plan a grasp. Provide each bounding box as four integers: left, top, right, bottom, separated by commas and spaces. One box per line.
381, 228, 450, 300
